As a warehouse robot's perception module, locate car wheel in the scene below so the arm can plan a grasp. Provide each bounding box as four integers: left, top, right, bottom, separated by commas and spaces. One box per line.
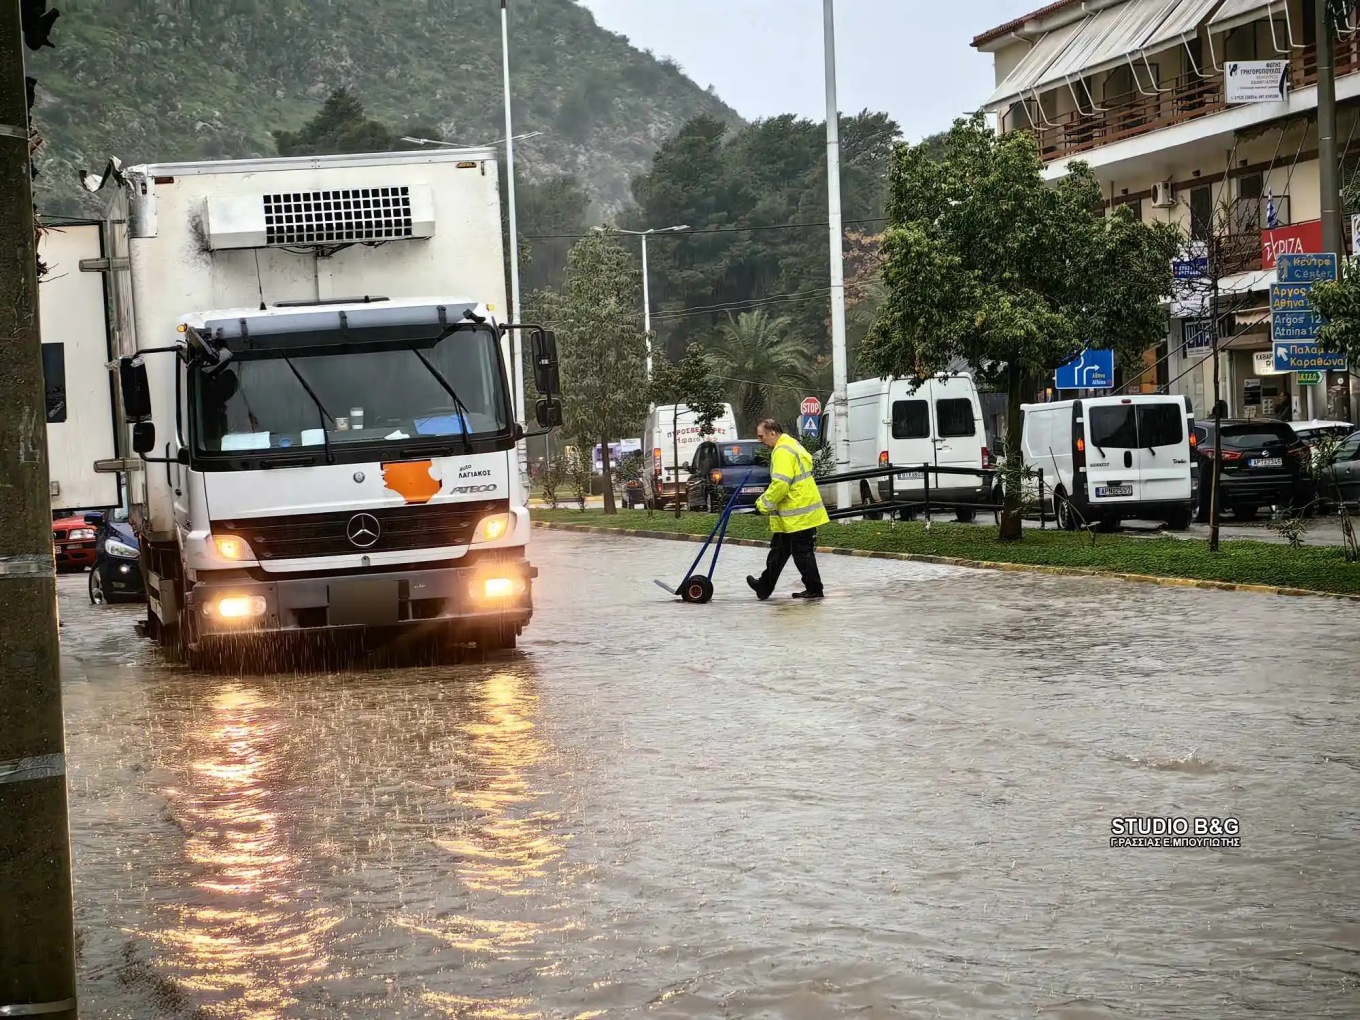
1055, 490, 1079, 531
88, 566, 105, 605
955, 508, 976, 523
1234, 504, 1259, 520
1165, 508, 1192, 531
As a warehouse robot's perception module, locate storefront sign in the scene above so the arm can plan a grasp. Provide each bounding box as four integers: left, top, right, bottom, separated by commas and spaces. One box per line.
1254, 351, 1289, 376
1261, 220, 1323, 270
1296, 370, 1323, 385
1225, 60, 1289, 104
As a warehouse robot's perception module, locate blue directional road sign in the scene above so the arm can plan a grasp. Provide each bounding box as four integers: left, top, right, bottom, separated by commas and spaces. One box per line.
1173, 256, 1210, 279
1273, 342, 1348, 372
1054, 348, 1115, 390
799, 413, 820, 438
1275, 252, 1338, 283
1270, 283, 1326, 340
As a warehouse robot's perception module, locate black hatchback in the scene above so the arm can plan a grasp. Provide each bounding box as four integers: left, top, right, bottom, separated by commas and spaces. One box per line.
1191, 419, 1310, 520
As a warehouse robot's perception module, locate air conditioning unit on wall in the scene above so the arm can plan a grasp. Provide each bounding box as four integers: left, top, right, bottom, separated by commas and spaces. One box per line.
1151, 181, 1175, 208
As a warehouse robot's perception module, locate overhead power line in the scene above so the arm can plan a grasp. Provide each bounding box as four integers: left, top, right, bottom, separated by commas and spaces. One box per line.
522, 217, 888, 241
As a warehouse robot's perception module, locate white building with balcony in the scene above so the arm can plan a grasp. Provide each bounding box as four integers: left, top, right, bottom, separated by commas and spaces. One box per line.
973, 0, 1358, 423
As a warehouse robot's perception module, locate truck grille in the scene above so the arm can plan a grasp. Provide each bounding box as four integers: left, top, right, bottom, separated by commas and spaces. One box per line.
214, 500, 501, 561
263, 186, 413, 245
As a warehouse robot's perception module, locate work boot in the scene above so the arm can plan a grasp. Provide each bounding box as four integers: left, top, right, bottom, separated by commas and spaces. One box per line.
746, 575, 768, 601
792, 590, 824, 600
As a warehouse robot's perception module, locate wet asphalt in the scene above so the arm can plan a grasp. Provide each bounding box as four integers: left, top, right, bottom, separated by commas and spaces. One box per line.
59, 530, 1360, 1018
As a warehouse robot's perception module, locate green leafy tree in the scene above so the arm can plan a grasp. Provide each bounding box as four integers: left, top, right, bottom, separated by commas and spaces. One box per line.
706, 309, 817, 433
534, 228, 650, 514
861, 114, 1179, 540
648, 341, 728, 515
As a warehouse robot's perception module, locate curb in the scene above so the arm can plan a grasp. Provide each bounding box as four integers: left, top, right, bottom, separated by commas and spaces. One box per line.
531, 521, 1360, 603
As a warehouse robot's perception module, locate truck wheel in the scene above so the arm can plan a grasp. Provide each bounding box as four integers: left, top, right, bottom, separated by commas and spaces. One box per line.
475, 624, 518, 654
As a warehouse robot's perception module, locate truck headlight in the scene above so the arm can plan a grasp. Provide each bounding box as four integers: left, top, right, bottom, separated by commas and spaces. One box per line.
104, 538, 139, 559
206, 595, 267, 619
212, 534, 254, 561
472, 513, 511, 544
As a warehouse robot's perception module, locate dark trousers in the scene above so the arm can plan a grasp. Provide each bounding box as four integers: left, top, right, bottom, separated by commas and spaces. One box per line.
754, 528, 822, 598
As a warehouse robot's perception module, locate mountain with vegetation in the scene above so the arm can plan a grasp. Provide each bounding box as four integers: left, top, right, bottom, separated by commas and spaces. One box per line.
27, 0, 739, 215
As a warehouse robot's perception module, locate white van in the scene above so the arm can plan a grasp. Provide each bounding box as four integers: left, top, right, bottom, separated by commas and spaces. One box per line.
1018, 394, 1198, 530
819, 373, 993, 521
643, 403, 739, 507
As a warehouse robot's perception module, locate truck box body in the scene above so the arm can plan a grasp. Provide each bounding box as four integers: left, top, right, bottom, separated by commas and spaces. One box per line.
40, 222, 121, 512
85, 149, 554, 659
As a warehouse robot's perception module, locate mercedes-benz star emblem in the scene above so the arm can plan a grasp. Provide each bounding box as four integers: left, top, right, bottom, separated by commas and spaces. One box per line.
346, 513, 381, 549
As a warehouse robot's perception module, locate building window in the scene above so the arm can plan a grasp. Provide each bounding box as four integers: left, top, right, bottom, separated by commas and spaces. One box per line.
1235, 172, 1263, 233
1114, 196, 1143, 222
42, 343, 66, 424
1190, 185, 1213, 241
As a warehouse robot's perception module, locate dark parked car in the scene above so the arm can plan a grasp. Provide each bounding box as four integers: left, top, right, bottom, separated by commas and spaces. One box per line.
1191, 419, 1310, 521
686, 440, 772, 511
84, 510, 145, 604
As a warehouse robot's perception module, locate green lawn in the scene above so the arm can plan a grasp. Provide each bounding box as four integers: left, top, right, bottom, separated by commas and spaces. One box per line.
532, 509, 1360, 597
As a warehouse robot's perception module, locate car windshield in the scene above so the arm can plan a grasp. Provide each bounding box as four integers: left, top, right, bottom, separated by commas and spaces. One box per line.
718, 442, 764, 466
193, 327, 510, 455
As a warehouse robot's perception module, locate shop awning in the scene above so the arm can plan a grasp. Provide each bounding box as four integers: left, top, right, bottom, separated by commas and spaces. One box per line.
1208, 0, 1283, 38
983, 18, 1088, 109
1219, 267, 1276, 295
1069, 0, 1185, 82
1139, 0, 1220, 53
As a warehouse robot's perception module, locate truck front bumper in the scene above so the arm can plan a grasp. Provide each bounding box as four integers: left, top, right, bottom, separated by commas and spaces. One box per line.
187, 558, 537, 639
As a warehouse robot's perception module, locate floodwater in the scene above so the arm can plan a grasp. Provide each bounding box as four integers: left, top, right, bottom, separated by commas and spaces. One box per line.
61, 531, 1360, 1018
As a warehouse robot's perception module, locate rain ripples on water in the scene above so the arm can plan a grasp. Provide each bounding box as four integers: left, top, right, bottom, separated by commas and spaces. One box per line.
61, 531, 1360, 1018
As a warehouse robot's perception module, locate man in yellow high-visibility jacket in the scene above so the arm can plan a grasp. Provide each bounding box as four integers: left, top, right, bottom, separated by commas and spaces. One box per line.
746, 418, 830, 600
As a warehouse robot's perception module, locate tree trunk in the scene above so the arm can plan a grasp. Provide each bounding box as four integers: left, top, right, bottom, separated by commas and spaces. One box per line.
601, 435, 617, 515
998, 363, 1026, 542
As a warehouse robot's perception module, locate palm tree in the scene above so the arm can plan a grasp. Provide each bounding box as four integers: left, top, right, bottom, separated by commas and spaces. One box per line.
707, 310, 817, 434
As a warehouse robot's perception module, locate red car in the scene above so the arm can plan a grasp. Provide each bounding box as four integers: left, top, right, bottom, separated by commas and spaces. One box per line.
52, 514, 98, 572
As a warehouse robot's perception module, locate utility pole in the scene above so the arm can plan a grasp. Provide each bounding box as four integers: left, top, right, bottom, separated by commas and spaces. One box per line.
0, 1, 78, 1018
823, 0, 851, 518
500, 0, 529, 501
1209, 236, 1223, 554
1316, 0, 1343, 422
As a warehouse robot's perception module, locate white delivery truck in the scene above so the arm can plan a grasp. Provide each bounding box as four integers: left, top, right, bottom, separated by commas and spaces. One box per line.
1018, 394, 1197, 531
819, 373, 993, 521
643, 403, 738, 508
78, 149, 562, 664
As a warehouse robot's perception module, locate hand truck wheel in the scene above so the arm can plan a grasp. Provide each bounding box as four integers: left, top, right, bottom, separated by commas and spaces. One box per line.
681, 574, 715, 604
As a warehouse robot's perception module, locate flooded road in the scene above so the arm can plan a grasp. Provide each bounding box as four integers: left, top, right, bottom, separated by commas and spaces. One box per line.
62, 531, 1359, 1018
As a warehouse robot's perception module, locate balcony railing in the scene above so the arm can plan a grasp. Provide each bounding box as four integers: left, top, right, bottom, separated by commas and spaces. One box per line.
1016, 39, 1360, 162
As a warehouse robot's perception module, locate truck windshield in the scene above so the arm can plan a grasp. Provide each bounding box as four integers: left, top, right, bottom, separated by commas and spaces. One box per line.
193, 327, 511, 455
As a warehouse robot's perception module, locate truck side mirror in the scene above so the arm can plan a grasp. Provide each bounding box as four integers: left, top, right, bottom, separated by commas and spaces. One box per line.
132, 421, 157, 455
534, 397, 563, 429
119, 356, 153, 422
532, 330, 560, 397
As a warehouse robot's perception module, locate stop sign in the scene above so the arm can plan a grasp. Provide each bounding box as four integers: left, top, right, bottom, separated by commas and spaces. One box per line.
800, 396, 822, 417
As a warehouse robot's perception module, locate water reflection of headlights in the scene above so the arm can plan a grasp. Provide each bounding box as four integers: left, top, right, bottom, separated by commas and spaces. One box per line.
398, 669, 573, 973
145, 684, 339, 1019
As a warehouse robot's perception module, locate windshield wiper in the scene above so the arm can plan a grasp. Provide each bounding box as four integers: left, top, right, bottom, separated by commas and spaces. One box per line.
408, 343, 474, 454
279, 354, 336, 465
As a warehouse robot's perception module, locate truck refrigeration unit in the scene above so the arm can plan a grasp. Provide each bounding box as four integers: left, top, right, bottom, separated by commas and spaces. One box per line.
79, 148, 562, 665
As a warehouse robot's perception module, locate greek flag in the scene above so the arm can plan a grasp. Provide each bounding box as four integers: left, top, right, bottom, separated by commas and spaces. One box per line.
1266, 191, 1280, 229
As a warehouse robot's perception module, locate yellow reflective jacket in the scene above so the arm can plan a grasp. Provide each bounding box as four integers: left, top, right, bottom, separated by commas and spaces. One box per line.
756, 434, 830, 533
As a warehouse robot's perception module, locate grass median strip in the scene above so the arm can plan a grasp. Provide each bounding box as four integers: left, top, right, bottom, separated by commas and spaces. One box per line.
532, 509, 1360, 598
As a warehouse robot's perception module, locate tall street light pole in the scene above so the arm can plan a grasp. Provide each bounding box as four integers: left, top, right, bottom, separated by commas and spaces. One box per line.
501, 0, 529, 497
600, 224, 690, 381
824, 0, 851, 517
1316, 0, 1344, 422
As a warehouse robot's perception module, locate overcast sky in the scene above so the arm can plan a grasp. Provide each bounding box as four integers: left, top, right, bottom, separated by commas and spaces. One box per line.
577, 0, 1042, 142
